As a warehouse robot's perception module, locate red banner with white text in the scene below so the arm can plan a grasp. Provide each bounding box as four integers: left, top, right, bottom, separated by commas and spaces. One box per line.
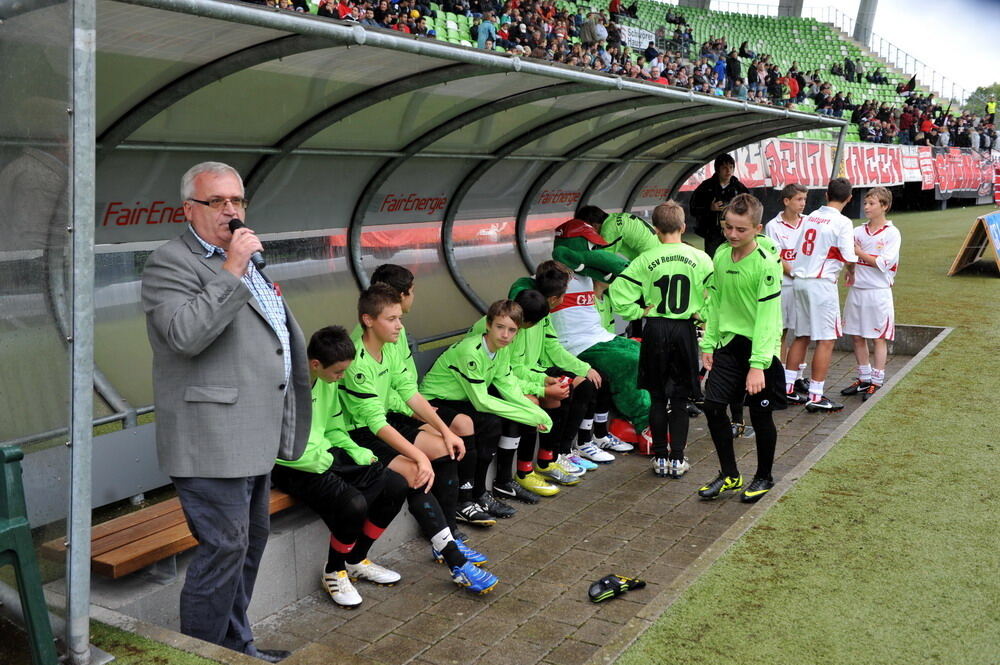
678, 139, 991, 195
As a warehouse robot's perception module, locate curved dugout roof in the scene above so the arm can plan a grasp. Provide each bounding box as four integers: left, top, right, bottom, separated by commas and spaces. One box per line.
0, 0, 848, 436
92, 0, 843, 313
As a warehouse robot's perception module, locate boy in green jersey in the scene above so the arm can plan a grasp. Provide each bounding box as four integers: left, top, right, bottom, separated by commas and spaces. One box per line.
697, 194, 787, 504
367, 264, 500, 523
576, 205, 660, 261
421, 300, 554, 518
340, 285, 500, 593
609, 201, 714, 480
273, 326, 410, 608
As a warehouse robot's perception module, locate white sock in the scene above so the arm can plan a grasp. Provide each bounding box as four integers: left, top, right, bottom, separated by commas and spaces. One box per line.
872, 369, 885, 386
580, 418, 594, 432
784, 369, 798, 390
430, 527, 454, 552
797, 363, 807, 380
809, 380, 824, 400
498, 435, 519, 450
858, 364, 872, 382
593, 412, 609, 423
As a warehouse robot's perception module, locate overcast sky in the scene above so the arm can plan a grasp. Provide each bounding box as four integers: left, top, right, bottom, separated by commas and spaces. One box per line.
707, 0, 1000, 97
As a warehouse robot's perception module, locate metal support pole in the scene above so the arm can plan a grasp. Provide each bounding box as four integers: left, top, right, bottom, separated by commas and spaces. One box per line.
68, 0, 96, 661
831, 121, 848, 180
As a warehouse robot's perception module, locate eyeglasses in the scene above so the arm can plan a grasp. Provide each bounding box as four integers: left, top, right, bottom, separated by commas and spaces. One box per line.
188, 197, 249, 210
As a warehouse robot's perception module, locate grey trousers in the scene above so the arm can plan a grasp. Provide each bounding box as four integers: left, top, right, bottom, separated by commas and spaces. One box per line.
172, 474, 270, 655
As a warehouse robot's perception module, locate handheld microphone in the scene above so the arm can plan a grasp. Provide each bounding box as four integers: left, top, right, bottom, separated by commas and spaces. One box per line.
228, 218, 266, 271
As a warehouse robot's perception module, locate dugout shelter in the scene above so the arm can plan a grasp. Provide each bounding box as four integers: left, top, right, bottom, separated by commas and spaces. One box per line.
0, 0, 844, 661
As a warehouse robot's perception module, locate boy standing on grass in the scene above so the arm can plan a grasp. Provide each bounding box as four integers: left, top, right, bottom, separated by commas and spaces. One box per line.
764, 182, 809, 404
697, 194, 787, 503
785, 177, 859, 413
840, 187, 901, 401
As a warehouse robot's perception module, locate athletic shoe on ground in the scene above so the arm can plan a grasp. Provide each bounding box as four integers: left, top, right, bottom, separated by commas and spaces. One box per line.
456, 501, 496, 526
740, 476, 775, 503
493, 479, 540, 504
594, 432, 634, 453
432, 538, 489, 565
667, 457, 691, 478
652, 456, 670, 478
731, 421, 755, 438
575, 441, 615, 464
568, 453, 598, 470
345, 558, 400, 585
535, 463, 582, 486
686, 402, 703, 418
555, 454, 586, 477
516, 471, 560, 496
786, 390, 808, 405
862, 383, 881, 401
805, 396, 845, 413
697, 472, 744, 499
840, 379, 872, 396
451, 561, 499, 595
322, 570, 362, 608
794, 378, 809, 394
479, 491, 516, 519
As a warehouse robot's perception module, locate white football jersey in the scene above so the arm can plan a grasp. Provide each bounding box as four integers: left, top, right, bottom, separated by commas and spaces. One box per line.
549, 274, 616, 356
790, 205, 858, 282
764, 213, 804, 287
852, 221, 900, 289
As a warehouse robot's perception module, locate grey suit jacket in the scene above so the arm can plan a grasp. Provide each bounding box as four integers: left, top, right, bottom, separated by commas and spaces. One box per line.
141, 231, 310, 478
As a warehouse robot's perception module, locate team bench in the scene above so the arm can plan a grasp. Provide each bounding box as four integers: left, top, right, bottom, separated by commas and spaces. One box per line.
41, 488, 297, 579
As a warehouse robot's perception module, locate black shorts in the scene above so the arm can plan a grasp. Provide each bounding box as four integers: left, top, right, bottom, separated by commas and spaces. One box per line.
271, 449, 393, 531
349, 412, 426, 466
703, 335, 787, 411
638, 317, 702, 401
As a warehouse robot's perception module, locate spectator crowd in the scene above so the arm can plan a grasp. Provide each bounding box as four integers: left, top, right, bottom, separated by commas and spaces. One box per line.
244, 0, 996, 151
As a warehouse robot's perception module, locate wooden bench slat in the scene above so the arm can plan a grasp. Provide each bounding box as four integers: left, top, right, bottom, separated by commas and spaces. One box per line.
42, 488, 298, 577
94, 523, 198, 578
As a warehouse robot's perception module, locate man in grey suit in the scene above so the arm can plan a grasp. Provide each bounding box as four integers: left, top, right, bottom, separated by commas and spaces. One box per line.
141, 162, 310, 663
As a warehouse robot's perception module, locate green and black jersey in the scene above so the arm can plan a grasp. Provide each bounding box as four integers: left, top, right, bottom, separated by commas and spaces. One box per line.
352, 322, 416, 416
420, 334, 552, 430
340, 329, 419, 436
600, 212, 660, 261
609, 242, 714, 322
699, 242, 783, 369
276, 378, 375, 474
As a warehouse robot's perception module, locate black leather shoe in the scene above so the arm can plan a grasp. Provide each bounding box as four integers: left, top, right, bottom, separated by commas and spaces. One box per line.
254, 649, 292, 663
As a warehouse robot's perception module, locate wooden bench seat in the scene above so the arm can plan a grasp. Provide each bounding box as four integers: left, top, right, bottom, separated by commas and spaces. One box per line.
41, 489, 297, 579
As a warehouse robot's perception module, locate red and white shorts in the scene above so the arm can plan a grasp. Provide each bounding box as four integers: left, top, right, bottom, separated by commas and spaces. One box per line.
843, 287, 895, 340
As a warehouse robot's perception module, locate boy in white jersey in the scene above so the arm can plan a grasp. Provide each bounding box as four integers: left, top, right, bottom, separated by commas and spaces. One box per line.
764, 183, 808, 404
840, 187, 900, 401
785, 178, 859, 412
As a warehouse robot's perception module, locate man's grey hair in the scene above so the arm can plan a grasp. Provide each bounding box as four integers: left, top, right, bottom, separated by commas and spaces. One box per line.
181, 161, 244, 201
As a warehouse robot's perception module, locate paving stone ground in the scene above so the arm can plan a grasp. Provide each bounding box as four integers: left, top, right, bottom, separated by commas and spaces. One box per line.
254, 351, 905, 665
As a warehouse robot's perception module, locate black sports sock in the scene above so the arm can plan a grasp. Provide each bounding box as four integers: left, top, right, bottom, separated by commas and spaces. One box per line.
457, 442, 477, 503
517, 423, 537, 478
473, 449, 495, 498
649, 395, 669, 458
704, 401, 739, 477
748, 407, 777, 480
430, 455, 460, 533
563, 379, 595, 450
407, 489, 450, 541
326, 536, 352, 574
668, 398, 690, 460
439, 540, 465, 569
729, 398, 745, 426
